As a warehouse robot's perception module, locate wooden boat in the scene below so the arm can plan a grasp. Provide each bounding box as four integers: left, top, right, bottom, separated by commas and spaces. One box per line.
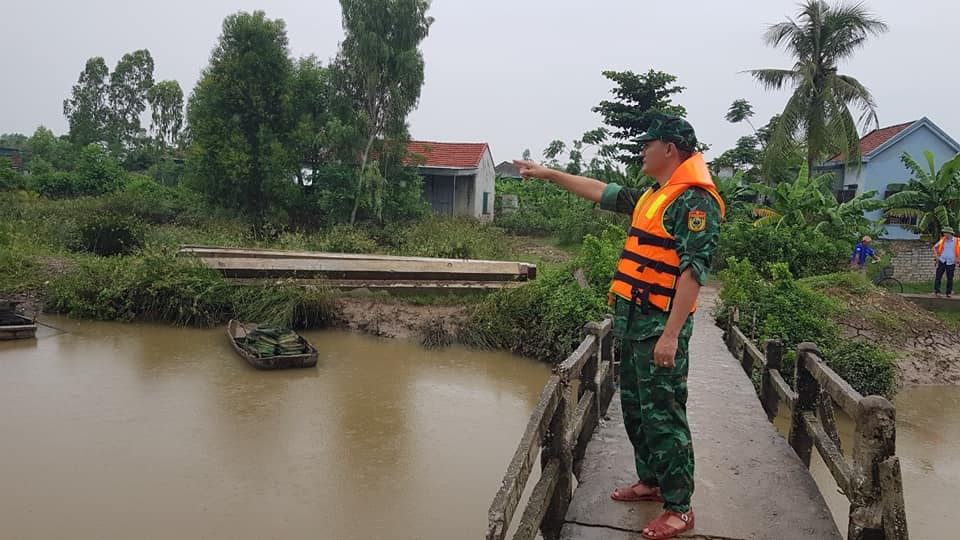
227, 319, 317, 370
0, 301, 37, 340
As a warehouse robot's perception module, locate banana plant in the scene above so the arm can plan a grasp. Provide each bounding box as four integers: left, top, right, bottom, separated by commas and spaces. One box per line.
884, 150, 960, 239
750, 161, 882, 238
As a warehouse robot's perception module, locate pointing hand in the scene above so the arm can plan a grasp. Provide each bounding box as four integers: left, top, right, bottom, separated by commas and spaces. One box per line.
513, 160, 552, 181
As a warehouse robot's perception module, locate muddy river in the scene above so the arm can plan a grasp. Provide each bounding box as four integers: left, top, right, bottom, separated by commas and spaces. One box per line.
0, 317, 550, 539
775, 385, 958, 539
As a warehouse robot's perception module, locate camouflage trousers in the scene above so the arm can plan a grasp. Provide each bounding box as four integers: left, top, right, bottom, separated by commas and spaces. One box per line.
619, 335, 694, 512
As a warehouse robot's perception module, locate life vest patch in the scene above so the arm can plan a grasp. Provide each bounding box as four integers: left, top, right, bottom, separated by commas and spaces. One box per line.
687, 210, 706, 232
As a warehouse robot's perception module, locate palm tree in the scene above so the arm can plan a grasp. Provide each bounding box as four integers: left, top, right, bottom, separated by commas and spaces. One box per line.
749, 1, 888, 174
884, 151, 960, 238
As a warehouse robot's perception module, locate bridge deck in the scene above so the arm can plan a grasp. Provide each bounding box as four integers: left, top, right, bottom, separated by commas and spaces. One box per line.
561, 290, 842, 540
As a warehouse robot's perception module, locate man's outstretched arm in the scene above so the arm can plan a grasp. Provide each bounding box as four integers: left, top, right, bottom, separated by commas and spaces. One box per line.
513, 160, 606, 203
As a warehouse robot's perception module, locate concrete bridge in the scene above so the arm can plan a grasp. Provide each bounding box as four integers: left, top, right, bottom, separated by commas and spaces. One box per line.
558, 295, 840, 539
488, 289, 907, 540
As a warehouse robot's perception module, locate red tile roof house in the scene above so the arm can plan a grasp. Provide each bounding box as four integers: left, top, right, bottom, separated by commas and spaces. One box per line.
0, 147, 23, 172
405, 141, 496, 222
815, 117, 960, 239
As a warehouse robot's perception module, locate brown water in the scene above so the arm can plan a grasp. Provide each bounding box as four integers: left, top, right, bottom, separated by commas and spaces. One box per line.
0, 317, 550, 540
774, 386, 960, 539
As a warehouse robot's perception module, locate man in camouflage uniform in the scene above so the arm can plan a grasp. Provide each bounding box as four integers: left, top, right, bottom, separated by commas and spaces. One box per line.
514, 114, 722, 539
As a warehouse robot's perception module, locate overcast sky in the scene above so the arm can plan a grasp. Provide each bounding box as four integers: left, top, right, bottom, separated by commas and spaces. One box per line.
2, 0, 956, 165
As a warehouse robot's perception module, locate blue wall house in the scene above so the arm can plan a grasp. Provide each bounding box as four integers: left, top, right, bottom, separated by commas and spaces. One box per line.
815, 117, 960, 239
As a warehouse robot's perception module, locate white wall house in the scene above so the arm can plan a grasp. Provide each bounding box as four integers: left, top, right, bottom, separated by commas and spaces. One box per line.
407, 141, 496, 222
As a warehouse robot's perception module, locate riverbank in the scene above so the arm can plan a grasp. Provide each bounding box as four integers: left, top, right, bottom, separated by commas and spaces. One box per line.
9, 250, 960, 386
819, 283, 960, 385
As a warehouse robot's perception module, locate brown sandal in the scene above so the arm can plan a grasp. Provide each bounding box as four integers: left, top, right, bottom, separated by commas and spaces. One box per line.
609, 481, 663, 502
641, 509, 695, 539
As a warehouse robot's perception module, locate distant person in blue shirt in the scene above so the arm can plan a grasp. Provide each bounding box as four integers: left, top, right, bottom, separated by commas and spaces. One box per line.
850, 236, 880, 271
933, 226, 959, 297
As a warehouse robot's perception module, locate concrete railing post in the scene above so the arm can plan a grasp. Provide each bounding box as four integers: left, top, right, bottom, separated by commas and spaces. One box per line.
761, 339, 783, 421
540, 376, 573, 540
788, 342, 819, 467
848, 396, 897, 540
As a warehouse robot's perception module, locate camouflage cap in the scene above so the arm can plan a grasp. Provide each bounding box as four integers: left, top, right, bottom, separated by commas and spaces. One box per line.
636, 113, 698, 153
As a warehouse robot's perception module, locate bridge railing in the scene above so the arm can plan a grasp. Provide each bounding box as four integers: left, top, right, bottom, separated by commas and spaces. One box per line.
486, 317, 615, 540
723, 322, 909, 540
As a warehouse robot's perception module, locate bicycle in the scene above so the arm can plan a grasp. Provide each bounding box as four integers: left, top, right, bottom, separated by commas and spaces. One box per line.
872, 265, 903, 293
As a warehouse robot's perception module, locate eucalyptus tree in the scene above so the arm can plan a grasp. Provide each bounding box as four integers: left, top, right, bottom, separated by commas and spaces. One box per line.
108, 49, 155, 150
63, 57, 111, 147
146, 80, 184, 149
334, 0, 433, 224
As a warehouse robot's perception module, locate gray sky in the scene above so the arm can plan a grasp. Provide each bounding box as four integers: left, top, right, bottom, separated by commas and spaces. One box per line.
2, 1, 957, 165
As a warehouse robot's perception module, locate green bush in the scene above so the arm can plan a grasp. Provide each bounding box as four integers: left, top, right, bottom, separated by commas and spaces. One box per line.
30, 171, 83, 198
46, 253, 234, 326
35, 144, 127, 199
460, 268, 608, 362
494, 177, 627, 242
102, 176, 204, 225
45, 252, 342, 329
823, 341, 897, 398
71, 213, 146, 256
394, 217, 513, 260
232, 283, 339, 329
0, 158, 25, 191
719, 259, 838, 351
318, 224, 379, 254
573, 225, 626, 296
717, 222, 851, 278
718, 258, 897, 398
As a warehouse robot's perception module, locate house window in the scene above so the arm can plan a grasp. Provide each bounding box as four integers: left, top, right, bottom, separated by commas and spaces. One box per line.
482, 192, 490, 214
835, 188, 857, 203
885, 213, 918, 226
883, 183, 918, 226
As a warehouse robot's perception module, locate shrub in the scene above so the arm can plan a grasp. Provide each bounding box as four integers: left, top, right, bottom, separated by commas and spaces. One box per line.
317, 224, 379, 254
717, 222, 851, 278
573, 225, 626, 296
46, 253, 234, 326
823, 341, 898, 398
460, 268, 608, 362
494, 177, 628, 242
102, 176, 204, 225
553, 203, 626, 246
394, 217, 513, 260
232, 283, 340, 329
30, 171, 83, 198
29, 145, 127, 199
0, 158, 25, 191
718, 258, 897, 398
71, 213, 146, 256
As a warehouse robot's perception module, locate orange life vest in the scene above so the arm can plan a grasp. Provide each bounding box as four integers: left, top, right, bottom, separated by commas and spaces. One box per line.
935, 236, 960, 258
608, 153, 725, 314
